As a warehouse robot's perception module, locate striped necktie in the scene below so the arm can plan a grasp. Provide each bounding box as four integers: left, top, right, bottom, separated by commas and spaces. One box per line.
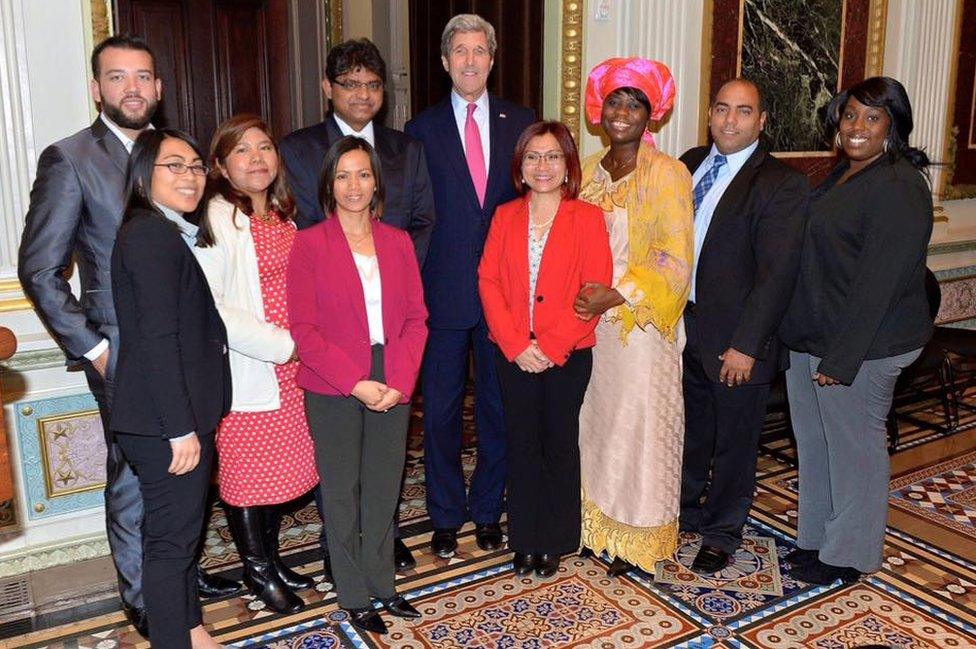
692, 154, 727, 216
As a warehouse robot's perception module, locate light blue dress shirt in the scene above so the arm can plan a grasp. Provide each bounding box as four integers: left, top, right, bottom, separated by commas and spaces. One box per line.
689, 139, 760, 302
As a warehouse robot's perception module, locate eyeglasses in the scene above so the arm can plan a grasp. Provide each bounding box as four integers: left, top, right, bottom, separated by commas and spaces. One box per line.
523, 151, 566, 166
154, 162, 210, 176
333, 79, 384, 92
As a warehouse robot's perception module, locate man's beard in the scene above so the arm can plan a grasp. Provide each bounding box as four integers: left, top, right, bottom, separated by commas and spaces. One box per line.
102, 95, 158, 130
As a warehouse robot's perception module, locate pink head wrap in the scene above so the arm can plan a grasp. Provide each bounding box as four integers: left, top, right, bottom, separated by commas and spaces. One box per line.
585, 57, 676, 146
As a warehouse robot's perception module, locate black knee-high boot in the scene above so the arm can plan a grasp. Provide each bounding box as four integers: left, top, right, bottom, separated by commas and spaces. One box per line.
224, 505, 304, 614
265, 507, 316, 591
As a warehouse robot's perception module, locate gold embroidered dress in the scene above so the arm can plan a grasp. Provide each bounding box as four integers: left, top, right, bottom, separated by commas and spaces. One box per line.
577, 142, 694, 571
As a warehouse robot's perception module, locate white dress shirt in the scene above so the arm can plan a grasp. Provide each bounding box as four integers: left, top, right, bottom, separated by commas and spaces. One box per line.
450, 89, 490, 172
689, 139, 760, 302
333, 114, 376, 148
353, 252, 385, 344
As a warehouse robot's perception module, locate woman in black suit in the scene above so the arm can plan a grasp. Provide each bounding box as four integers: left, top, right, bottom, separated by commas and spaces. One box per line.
110, 128, 231, 649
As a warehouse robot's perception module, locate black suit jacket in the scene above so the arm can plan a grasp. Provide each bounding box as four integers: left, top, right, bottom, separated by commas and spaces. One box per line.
19, 117, 131, 368
279, 115, 436, 265
680, 142, 809, 384
109, 209, 231, 438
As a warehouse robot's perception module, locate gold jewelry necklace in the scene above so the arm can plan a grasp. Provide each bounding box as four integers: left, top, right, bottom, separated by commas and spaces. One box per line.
529, 203, 557, 232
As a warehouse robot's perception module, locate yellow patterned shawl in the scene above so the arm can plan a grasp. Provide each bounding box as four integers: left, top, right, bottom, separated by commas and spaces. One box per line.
579, 142, 694, 342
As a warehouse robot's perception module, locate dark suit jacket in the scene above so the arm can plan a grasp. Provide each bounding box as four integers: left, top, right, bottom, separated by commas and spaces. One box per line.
680, 141, 809, 385
109, 209, 231, 438
279, 115, 436, 264
19, 117, 130, 368
405, 95, 535, 330
287, 218, 428, 402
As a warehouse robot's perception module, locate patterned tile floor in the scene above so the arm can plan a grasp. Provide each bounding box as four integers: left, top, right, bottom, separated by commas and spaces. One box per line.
6, 391, 976, 648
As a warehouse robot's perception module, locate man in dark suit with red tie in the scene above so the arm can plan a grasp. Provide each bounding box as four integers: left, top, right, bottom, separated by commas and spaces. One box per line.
678, 78, 808, 574
405, 13, 534, 557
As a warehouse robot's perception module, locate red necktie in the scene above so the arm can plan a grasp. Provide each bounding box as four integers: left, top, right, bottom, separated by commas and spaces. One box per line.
465, 103, 487, 207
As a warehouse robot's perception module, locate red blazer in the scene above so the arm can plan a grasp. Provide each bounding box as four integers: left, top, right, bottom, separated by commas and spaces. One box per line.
287, 217, 428, 403
479, 197, 612, 366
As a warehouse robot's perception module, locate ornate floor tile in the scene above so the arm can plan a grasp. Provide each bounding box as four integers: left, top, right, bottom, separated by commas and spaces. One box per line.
376, 557, 698, 648
890, 451, 976, 540
737, 582, 976, 648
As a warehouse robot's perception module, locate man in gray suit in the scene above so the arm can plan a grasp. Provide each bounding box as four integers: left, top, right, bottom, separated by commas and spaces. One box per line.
18, 35, 239, 637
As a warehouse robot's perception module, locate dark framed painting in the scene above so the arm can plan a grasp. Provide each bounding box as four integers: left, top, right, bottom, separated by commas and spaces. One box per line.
943, 0, 976, 200
704, 0, 888, 180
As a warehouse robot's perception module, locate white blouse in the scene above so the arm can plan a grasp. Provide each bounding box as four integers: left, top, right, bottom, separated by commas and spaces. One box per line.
353, 251, 384, 344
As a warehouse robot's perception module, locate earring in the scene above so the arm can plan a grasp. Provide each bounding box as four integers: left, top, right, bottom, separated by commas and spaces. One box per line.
563, 174, 568, 184
834, 132, 842, 149
883, 138, 890, 154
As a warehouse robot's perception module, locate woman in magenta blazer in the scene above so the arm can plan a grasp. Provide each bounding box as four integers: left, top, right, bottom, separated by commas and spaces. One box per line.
478, 121, 612, 577
287, 136, 427, 636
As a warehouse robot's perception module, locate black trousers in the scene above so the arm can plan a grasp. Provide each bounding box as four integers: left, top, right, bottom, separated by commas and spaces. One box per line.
304, 345, 408, 609
116, 432, 215, 649
680, 309, 770, 554
494, 347, 592, 555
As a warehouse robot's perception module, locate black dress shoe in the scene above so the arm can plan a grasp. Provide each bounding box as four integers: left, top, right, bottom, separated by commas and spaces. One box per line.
691, 545, 731, 574
122, 604, 149, 638
578, 547, 594, 558
431, 528, 458, 558
197, 567, 243, 598
346, 607, 388, 634
513, 552, 537, 576
394, 537, 416, 570
475, 522, 503, 551
606, 557, 634, 577
785, 547, 819, 567
790, 558, 861, 585
535, 553, 560, 577
381, 595, 422, 618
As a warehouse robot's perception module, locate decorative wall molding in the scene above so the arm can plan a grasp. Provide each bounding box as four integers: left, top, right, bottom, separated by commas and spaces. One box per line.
329, 0, 343, 50
0, 533, 109, 578
0, 347, 67, 373
865, 0, 889, 77
0, 0, 36, 280
559, 0, 583, 143
90, 0, 112, 44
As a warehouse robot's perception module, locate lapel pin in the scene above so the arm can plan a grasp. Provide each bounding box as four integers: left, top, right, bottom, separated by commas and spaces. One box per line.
499, 113, 507, 118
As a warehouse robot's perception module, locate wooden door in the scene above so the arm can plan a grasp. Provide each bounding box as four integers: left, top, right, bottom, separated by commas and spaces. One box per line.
114, 0, 292, 148
408, 0, 543, 118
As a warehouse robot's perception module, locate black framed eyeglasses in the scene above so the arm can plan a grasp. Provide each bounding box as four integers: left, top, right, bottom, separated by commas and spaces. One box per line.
333, 79, 384, 92
154, 162, 210, 176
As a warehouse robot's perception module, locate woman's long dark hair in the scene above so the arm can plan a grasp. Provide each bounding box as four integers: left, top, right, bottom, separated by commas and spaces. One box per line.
122, 128, 208, 226
825, 76, 930, 170
197, 114, 296, 248
318, 136, 384, 218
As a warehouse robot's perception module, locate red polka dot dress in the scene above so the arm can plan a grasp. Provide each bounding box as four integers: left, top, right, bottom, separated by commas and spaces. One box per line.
216, 213, 319, 506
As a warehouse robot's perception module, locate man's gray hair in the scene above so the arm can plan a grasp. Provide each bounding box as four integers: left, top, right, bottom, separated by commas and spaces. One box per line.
440, 14, 497, 58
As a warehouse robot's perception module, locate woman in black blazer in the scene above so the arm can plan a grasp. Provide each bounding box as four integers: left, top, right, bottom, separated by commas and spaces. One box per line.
779, 77, 933, 586
111, 128, 231, 649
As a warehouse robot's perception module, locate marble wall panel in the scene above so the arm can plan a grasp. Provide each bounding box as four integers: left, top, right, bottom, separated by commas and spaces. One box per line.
741, 0, 843, 152
936, 274, 976, 325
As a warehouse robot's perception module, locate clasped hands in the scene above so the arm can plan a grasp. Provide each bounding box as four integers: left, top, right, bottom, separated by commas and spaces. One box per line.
352, 380, 403, 411
515, 341, 553, 373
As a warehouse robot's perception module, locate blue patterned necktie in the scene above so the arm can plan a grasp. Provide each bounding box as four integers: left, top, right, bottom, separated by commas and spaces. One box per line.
692, 154, 728, 216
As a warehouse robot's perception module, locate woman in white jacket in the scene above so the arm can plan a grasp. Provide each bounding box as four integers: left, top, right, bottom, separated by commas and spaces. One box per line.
195, 114, 318, 614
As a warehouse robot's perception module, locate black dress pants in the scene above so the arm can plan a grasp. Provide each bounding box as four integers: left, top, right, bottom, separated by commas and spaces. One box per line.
680, 309, 770, 554
116, 432, 215, 649
495, 347, 592, 555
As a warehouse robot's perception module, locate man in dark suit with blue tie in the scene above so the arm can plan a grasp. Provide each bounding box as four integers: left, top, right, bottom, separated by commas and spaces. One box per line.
678, 78, 808, 574
405, 13, 534, 557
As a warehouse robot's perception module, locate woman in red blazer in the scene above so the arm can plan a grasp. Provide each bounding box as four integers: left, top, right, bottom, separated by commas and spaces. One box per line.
478, 121, 612, 577
287, 136, 427, 636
